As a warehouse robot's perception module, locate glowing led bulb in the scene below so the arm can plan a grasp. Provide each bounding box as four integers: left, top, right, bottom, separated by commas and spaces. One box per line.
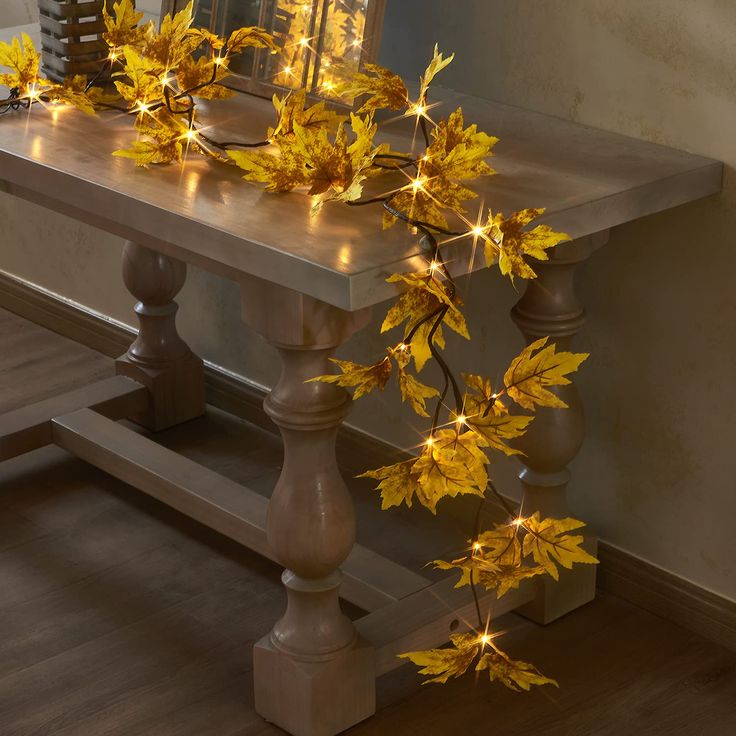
184, 128, 198, 141
425, 436, 435, 447
480, 634, 491, 646
429, 260, 440, 273
473, 542, 482, 552
456, 414, 467, 426
214, 55, 224, 66
511, 517, 525, 527
472, 226, 484, 237
135, 100, 150, 113
108, 49, 118, 61
414, 103, 426, 117
397, 342, 408, 352
298, 37, 309, 47
283, 65, 293, 75
411, 176, 425, 192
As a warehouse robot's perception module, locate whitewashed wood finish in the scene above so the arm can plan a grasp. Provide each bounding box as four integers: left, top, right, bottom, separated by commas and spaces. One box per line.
115, 241, 206, 430
50, 407, 430, 613
240, 277, 376, 735
0, 375, 147, 460
0, 24, 723, 310
510, 232, 608, 623
356, 576, 535, 676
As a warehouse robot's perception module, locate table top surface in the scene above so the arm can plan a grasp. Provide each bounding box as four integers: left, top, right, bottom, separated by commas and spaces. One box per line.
0, 24, 722, 310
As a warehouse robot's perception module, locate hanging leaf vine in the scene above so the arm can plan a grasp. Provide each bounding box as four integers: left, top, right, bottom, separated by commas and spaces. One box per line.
0, 2, 599, 690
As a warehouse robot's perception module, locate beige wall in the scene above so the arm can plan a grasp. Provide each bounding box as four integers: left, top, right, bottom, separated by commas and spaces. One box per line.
1, 1, 734, 601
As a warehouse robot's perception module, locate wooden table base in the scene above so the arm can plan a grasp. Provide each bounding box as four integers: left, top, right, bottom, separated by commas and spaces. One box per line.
0, 240, 595, 736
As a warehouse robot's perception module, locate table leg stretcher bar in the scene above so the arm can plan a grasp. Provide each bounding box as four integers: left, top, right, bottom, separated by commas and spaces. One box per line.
0, 383, 532, 670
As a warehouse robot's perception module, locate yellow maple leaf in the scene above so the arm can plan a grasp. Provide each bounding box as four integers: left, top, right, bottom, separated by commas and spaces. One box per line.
359, 428, 488, 513
48, 75, 96, 116
142, 1, 199, 68
411, 429, 488, 513
417, 44, 454, 103
484, 208, 569, 280
269, 89, 346, 140
176, 54, 233, 99
401, 632, 556, 691
382, 271, 468, 372
522, 512, 599, 581
114, 45, 165, 106
391, 346, 439, 417
434, 555, 546, 598
307, 356, 392, 400
103, 0, 146, 50
383, 108, 496, 231
503, 337, 588, 411
337, 62, 409, 113
0, 32, 43, 96
228, 142, 309, 192
225, 26, 278, 55
399, 632, 479, 684
476, 646, 558, 691
113, 108, 187, 166
294, 114, 387, 212
462, 373, 532, 456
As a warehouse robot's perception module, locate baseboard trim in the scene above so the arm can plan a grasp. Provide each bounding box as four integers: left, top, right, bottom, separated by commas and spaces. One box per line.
1, 270, 735, 651
597, 543, 736, 650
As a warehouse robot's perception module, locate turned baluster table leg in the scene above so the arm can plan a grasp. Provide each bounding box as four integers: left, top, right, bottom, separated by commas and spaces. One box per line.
511, 231, 608, 624
240, 276, 374, 736
116, 241, 205, 430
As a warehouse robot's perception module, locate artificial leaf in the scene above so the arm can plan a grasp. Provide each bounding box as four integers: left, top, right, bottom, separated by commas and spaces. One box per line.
476, 646, 558, 691
226, 26, 278, 55
337, 62, 408, 113
503, 337, 588, 410
308, 357, 391, 400
462, 374, 533, 455
411, 428, 489, 513
418, 44, 454, 102
434, 555, 546, 598
176, 54, 233, 99
522, 512, 599, 580
391, 346, 439, 417
0, 32, 42, 95
358, 459, 417, 511
294, 114, 386, 211
382, 271, 468, 371
229, 143, 308, 192
400, 632, 480, 684
359, 428, 488, 513
142, 1, 199, 68
114, 45, 165, 106
49, 75, 96, 116
269, 89, 345, 140
484, 208, 569, 280
103, 0, 146, 50
113, 107, 187, 166
383, 107, 496, 231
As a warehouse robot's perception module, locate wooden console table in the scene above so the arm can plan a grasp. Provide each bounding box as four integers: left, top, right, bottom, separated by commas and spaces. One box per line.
0, 24, 722, 736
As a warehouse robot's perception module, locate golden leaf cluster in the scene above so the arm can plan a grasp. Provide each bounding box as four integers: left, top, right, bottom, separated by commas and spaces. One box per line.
1, 24, 598, 696
434, 512, 597, 596
401, 632, 557, 690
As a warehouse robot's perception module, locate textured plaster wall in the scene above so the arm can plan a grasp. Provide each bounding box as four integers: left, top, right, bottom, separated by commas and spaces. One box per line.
1, 1, 734, 600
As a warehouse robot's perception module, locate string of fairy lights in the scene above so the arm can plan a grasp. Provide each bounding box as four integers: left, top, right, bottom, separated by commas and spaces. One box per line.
0, 1, 596, 689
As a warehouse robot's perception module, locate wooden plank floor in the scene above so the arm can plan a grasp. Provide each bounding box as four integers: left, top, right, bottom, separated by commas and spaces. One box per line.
1, 308, 735, 735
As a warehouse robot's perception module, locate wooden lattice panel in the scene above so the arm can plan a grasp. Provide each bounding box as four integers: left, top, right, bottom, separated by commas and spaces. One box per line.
39, 0, 114, 82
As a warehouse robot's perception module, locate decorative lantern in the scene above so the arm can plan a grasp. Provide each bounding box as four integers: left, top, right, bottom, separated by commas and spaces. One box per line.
39, 0, 115, 82
160, 0, 387, 104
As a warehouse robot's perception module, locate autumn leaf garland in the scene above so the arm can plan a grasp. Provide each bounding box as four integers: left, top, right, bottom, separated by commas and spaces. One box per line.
0, 8, 600, 694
